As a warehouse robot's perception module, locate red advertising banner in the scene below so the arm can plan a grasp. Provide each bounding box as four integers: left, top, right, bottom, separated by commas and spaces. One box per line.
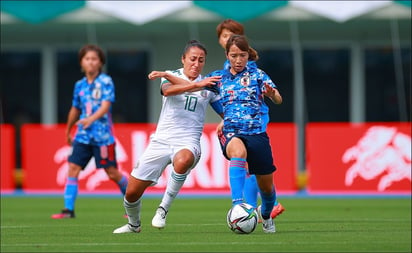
0, 124, 16, 192
267, 123, 297, 192
306, 122, 411, 194
21, 123, 297, 194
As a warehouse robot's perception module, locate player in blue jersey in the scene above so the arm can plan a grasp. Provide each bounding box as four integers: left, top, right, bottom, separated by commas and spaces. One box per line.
51, 44, 128, 219
113, 40, 223, 233
216, 19, 284, 221
207, 34, 282, 233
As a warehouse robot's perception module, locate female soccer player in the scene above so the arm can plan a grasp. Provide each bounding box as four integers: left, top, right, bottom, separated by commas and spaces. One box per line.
51, 44, 128, 219
216, 19, 284, 220
209, 34, 282, 233
113, 40, 223, 233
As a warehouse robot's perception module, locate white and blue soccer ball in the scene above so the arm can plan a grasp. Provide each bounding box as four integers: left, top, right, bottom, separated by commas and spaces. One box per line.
226, 203, 258, 234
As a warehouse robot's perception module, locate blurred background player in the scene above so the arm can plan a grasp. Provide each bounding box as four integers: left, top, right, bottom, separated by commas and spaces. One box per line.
209, 34, 283, 233
113, 40, 223, 233
216, 19, 285, 219
51, 44, 128, 219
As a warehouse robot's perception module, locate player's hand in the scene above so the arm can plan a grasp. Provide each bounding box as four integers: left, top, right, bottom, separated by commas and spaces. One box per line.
66, 135, 72, 146
77, 117, 93, 129
263, 83, 282, 104
196, 76, 221, 88
216, 120, 224, 137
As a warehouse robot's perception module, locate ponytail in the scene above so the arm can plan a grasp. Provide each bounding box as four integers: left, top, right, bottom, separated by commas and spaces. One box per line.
248, 47, 259, 61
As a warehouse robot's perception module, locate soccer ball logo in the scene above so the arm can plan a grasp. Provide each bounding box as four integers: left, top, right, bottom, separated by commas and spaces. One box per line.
226, 203, 258, 234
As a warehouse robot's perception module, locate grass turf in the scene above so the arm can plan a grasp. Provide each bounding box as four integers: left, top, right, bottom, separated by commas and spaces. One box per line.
1, 196, 411, 252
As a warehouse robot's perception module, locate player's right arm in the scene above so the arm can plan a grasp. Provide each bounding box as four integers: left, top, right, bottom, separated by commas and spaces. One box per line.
148, 71, 220, 96
66, 106, 80, 145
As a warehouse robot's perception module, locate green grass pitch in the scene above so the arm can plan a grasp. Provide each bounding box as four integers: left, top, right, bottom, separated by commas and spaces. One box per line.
1, 195, 411, 252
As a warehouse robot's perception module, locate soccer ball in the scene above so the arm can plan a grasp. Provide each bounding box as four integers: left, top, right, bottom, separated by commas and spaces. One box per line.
226, 203, 258, 234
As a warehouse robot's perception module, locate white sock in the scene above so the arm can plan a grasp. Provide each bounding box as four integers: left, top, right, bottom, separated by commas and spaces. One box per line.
160, 170, 187, 211
123, 197, 141, 227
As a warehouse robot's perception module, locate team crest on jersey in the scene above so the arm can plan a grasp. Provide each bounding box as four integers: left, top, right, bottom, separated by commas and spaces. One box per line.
226, 133, 235, 138
240, 74, 250, 87
92, 82, 102, 99
200, 90, 208, 97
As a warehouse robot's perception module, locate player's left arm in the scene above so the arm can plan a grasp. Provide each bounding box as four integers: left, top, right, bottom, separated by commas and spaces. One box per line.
264, 84, 282, 104
260, 70, 282, 105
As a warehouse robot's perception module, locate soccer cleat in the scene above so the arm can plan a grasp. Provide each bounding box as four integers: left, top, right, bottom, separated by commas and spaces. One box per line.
151, 206, 168, 229
262, 217, 276, 233
270, 203, 285, 219
113, 223, 141, 234
257, 205, 263, 223
257, 203, 285, 223
51, 208, 75, 219
257, 205, 276, 233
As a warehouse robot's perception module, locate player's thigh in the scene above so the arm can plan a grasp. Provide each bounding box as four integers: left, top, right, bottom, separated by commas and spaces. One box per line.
68, 141, 93, 168
244, 133, 276, 175
226, 137, 247, 158
131, 140, 172, 184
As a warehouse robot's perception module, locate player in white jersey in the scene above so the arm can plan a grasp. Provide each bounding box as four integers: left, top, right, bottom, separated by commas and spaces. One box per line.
113, 40, 223, 234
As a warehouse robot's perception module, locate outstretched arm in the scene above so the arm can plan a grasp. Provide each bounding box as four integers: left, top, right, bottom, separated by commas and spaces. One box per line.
148, 71, 220, 96
263, 82, 282, 104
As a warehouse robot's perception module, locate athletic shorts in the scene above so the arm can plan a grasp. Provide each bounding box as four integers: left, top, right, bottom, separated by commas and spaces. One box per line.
68, 141, 117, 169
219, 132, 276, 175
130, 137, 201, 185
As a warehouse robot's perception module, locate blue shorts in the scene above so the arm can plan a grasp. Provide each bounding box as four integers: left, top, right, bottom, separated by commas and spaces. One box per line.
68, 141, 117, 169
219, 132, 277, 175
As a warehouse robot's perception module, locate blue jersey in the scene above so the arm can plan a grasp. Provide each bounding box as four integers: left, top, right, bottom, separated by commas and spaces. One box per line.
207, 61, 276, 135
222, 60, 270, 129
72, 73, 116, 146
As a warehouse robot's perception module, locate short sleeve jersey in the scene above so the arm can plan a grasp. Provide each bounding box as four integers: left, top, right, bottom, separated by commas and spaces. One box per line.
152, 68, 221, 143
72, 73, 115, 146
207, 61, 276, 135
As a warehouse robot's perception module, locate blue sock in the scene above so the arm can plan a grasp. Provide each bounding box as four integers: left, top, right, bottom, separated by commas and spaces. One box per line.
64, 177, 78, 211
259, 187, 276, 220
229, 158, 247, 205
117, 175, 128, 195
244, 174, 258, 208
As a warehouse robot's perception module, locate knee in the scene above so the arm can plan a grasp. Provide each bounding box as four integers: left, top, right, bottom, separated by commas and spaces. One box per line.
226, 139, 247, 158
125, 191, 137, 202
173, 157, 194, 174
229, 150, 246, 158
68, 164, 82, 178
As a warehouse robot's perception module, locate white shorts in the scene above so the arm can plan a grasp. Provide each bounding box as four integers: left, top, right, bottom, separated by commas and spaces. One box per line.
130, 137, 201, 185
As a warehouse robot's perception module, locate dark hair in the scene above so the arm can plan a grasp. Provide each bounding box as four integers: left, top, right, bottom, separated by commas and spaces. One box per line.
216, 19, 244, 38
182, 40, 207, 58
225, 35, 259, 61
78, 44, 106, 67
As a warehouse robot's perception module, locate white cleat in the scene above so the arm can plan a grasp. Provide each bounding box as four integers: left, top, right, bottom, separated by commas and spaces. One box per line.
113, 223, 141, 234
258, 205, 276, 233
151, 206, 168, 229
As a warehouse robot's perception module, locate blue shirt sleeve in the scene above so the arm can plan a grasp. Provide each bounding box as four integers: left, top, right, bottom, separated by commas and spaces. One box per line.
210, 100, 223, 115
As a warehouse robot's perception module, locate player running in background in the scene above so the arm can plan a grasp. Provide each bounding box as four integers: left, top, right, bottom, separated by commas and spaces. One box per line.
208, 34, 283, 233
52, 44, 128, 219
113, 40, 223, 233
216, 19, 285, 220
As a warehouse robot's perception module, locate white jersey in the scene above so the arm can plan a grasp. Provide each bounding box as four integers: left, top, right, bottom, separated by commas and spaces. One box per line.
152, 68, 220, 144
